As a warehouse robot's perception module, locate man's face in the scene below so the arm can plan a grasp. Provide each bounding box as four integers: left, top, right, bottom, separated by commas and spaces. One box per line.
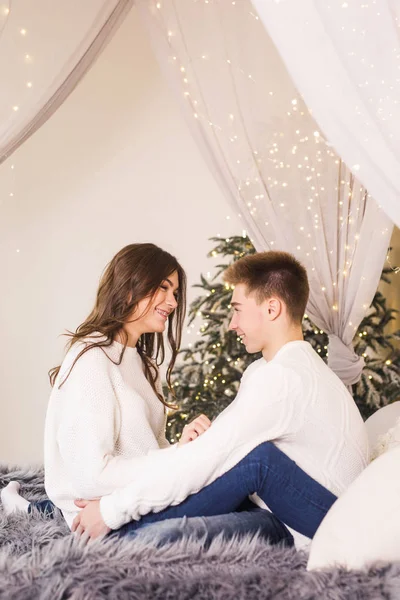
228, 284, 267, 354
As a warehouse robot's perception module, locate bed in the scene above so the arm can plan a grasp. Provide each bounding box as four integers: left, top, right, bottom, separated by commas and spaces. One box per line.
1, 465, 399, 600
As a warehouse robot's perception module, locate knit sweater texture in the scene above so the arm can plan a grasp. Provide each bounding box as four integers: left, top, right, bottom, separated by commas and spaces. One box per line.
44, 337, 170, 529
98, 341, 369, 531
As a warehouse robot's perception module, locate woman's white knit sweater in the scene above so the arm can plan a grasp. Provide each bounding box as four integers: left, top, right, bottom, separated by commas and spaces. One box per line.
44, 338, 170, 529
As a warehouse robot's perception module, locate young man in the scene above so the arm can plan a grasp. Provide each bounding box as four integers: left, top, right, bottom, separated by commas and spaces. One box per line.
72, 251, 369, 544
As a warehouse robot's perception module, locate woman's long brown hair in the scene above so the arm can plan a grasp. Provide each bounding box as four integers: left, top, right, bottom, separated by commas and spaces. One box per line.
49, 243, 187, 408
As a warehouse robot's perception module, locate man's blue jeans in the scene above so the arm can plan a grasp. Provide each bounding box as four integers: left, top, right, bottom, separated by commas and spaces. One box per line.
114, 442, 337, 540
30, 442, 337, 545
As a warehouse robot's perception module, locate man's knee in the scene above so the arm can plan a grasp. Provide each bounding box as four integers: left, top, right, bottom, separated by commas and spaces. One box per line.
248, 441, 277, 461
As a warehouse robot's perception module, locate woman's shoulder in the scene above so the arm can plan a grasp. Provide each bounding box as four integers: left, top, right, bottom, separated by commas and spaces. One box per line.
52, 344, 115, 391
59, 335, 114, 378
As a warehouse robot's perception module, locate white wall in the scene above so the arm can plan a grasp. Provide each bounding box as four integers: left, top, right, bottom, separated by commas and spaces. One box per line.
0, 7, 241, 466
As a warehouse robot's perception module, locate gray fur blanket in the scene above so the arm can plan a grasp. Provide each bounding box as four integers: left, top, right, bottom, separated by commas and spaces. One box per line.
0, 465, 399, 599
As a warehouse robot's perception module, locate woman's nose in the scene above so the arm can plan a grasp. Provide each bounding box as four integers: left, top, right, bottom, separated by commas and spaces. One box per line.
167, 294, 178, 309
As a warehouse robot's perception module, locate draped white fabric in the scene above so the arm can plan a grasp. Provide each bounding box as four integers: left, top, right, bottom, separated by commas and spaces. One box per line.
0, 0, 133, 165
252, 0, 400, 229
137, 0, 393, 384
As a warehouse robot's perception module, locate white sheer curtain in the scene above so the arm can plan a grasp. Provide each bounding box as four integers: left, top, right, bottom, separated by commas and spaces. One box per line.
137, 0, 393, 385
0, 0, 133, 165
252, 0, 400, 229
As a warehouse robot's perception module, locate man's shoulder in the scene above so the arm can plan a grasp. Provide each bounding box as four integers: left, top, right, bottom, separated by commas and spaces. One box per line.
241, 358, 290, 384
241, 358, 265, 378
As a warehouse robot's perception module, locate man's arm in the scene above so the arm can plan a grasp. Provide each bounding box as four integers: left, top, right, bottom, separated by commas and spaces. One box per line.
100, 362, 296, 529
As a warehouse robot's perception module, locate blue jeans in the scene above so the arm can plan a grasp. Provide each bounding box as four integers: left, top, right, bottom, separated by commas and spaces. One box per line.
128, 504, 294, 548
28, 500, 57, 517
30, 442, 337, 543
115, 442, 336, 539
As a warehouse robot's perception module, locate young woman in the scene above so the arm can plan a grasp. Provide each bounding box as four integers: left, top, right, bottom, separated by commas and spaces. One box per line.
1, 243, 336, 548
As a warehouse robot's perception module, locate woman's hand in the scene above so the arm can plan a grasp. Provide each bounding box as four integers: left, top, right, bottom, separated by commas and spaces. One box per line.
72, 499, 111, 540
178, 414, 211, 446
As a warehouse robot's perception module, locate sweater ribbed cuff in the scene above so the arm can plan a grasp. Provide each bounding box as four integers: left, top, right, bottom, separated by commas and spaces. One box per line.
100, 494, 128, 530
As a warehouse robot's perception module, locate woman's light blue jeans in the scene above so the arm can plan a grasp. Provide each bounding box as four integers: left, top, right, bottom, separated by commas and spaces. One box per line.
30, 442, 337, 546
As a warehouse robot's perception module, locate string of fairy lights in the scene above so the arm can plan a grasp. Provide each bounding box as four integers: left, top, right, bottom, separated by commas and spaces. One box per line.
1, 1, 35, 254
152, 2, 388, 286
1, 0, 396, 333
149, 0, 392, 349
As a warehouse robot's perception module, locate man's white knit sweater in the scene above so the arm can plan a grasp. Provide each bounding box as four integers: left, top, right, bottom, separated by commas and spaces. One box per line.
98, 341, 369, 531
44, 338, 170, 529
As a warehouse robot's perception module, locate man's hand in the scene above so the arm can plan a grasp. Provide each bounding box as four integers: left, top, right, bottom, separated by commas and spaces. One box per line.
178, 414, 211, 446
71, 499, 111, 540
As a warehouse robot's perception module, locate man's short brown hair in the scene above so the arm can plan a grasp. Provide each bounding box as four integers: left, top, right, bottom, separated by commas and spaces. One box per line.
224, 251, 309, 324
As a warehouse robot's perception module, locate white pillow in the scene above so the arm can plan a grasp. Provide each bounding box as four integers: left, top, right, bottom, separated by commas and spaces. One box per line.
371, 416, 400, 460
365, 401, 400, 455
307, 445, 400, 571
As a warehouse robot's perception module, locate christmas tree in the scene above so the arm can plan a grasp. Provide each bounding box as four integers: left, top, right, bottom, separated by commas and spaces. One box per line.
166, 236, 400, 442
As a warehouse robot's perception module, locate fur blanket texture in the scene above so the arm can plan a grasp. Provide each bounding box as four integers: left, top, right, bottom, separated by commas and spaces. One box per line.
1, 465, 399, 600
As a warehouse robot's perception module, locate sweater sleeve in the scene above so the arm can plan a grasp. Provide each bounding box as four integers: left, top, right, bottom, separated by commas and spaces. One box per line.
100, 362, 297, 529
56, 347, 177, 498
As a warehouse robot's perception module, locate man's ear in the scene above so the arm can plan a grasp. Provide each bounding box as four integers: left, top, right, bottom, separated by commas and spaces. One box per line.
265, 297, 282, 321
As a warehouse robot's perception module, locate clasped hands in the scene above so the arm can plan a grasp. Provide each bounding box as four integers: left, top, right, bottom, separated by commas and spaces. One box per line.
71, 414, 211, 541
